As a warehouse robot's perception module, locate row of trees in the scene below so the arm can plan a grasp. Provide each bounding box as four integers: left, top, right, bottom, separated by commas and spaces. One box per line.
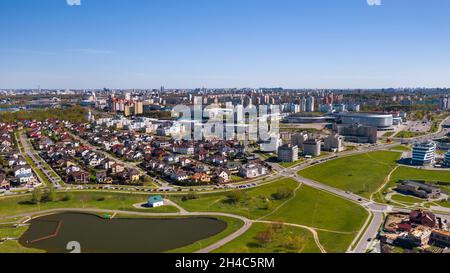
30, 187, 73, 204
225, 186, 294, 205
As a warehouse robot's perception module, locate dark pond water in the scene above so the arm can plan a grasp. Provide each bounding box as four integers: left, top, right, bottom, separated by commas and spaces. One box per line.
19, 212, 227, 253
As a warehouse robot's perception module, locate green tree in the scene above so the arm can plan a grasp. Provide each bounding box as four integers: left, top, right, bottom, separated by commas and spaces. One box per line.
31, 188, 42, 204
44, 186, 56, 202
182, 192, 198, 201
255, 229, 274, 247
61, 192, 74, 202
226, 190, 246, 204
272, 187, 294, 200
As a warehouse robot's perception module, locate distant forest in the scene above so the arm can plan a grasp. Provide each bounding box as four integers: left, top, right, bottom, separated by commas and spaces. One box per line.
0, 105, 87, 123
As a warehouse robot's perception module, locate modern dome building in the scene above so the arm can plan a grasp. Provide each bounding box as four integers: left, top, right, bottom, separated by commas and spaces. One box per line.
336, 113, 394, 130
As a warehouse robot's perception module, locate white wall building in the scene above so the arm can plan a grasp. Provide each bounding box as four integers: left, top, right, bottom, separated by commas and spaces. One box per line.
412, 141, 437, 166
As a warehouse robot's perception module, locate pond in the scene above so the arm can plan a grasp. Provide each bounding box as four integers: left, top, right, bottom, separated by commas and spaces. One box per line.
19, 212, 227, 253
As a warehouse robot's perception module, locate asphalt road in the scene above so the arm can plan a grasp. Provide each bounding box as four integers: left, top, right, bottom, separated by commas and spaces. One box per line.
17, 132, 62, 188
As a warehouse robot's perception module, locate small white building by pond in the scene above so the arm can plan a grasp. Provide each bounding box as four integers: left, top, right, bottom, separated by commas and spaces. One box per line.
148, 195, 164, 207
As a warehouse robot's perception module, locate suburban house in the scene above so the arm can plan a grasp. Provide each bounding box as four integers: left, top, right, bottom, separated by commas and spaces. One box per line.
14, 166, 35, 184
66, 171, 89, 184
0, 173, 10, 189
169, 169, 190, 182
410, 210, 437, 228
148, 195, 164, 207
214, 169, 230, 183
111, 163, 125, 174
239, 163, 268, 179
191, 172, 211, 183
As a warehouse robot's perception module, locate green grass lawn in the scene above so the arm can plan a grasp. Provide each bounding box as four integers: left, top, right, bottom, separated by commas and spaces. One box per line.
0, 226, 44, 253
391, 167, 450, 183
264, 185, 368, 232
170, 178, 299, 219
170, 216, 244, 253
389, 145, 411, 151
298, 151, 401, 198
390, 194, 424, 204
316, 230, 357, 253
172, 178, 368, 252
394, 131, 426, 138
374, 166, 450, 204
382, 131, 395, 137
279, 159, 304, 168
231, 175, 244, 182
390, 167, 450, 191
213, 223, 321, 253
429, 200, 450, 208
0, 192, 179, 218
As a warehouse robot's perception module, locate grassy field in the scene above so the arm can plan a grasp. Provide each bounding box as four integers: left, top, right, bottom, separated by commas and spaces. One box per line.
170, 178, 299, 219
213, 223, 321, 253
391, 167, 450, 183
0, 177, 369, 253
279, 160, 304, 168
264, 185, 368, 232
170, 216, 244, 253
298, 151, 401, 198
394, 131, 426, 138
374, 166, 450, 204
316, 230, 357, 253
390, 194, 424, 204
383, 131, 395, 137
172, 178, 368, 252
390, 167, 450, 192
0, 226, 44, 253
0, 192, 179, 218
390, 145, 411, 151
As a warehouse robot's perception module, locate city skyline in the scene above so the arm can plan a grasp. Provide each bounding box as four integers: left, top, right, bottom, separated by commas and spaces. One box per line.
1, 0, 450, 89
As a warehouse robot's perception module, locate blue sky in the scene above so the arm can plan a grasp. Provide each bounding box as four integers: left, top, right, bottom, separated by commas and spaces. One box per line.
1, 0, 450, 89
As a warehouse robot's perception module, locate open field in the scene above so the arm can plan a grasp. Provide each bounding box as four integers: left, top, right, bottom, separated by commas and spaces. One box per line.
264, 185, 368, 232
298, 151, 401, 198
213, 223, 321, 253
390, 194, 424, 204
0, 192, 179, 218
316, 230, 357, 253
389, 145, 411, 151
279, 159, 304, 168
0, 177, 369, 253
374, 166, 450, 204
0, 226, 44, 253
170, 178, 299, 219
394, 131, 426, 138
172, 178, 368, 252
169, 216, 244, 253
391, 167, 450, 184
390, 167, 450, 192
